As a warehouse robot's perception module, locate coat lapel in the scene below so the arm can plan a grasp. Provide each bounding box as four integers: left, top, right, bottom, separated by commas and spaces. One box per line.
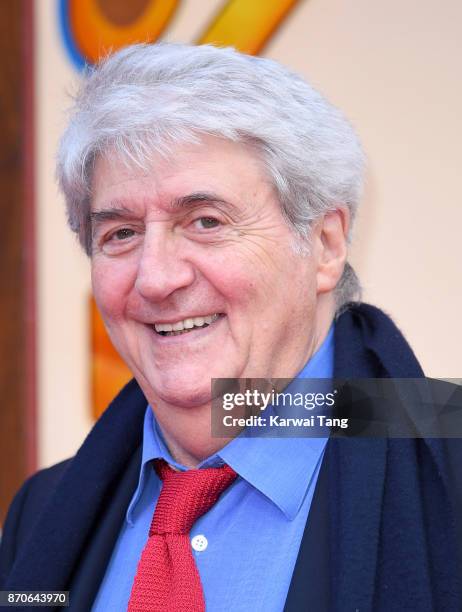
280, 437, 387, 612
283, 447, 330, 612
68, 447, 141, 611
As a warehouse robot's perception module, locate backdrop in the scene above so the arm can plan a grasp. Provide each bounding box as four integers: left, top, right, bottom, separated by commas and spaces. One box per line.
35, 0, 462, 468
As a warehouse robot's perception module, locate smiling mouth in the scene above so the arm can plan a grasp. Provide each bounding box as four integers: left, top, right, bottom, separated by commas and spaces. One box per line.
153, 313, 224, 337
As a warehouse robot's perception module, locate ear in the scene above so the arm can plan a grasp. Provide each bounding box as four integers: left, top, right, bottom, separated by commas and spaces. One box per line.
314, 207, 350, 295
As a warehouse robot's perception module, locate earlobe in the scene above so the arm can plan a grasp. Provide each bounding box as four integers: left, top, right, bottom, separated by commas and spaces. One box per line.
316, 207, 350, 295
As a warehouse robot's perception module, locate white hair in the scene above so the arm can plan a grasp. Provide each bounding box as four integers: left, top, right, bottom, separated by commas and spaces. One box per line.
57, 42, 365, 305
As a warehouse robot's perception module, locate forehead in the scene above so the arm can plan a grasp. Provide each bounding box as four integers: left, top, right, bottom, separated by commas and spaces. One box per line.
90, 136, 274, 216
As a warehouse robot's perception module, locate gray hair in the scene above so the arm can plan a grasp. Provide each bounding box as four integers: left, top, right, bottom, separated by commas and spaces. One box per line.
57, 42, 364, 306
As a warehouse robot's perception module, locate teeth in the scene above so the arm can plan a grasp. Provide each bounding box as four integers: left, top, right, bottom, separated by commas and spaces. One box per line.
154, 314, 221, 334
153, 322, 174, 333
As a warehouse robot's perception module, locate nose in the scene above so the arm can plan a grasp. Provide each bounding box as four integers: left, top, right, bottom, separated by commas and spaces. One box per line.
134, 225, 195, 302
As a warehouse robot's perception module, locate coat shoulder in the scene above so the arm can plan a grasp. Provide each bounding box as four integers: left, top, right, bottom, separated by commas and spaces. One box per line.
0, 459, 71, 586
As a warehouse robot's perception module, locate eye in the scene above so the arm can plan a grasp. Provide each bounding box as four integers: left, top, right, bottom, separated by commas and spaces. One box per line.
98, 226, 139, 254
193, 217, 221, 230
110, 227, 136, 241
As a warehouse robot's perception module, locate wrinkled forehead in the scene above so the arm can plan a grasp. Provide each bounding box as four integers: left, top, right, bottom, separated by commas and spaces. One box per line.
89, 135, 278, 216
92, 131, 272, 181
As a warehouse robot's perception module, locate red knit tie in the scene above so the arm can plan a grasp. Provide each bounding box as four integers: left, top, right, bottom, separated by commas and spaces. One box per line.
128, 459, 237, 612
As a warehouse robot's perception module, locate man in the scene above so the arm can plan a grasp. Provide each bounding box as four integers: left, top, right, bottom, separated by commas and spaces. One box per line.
1, 43, 461, 611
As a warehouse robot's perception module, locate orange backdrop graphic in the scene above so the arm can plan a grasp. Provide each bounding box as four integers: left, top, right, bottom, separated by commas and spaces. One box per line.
62, 0, 302, 417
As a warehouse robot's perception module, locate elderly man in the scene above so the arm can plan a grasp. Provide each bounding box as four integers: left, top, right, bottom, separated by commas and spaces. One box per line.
1, 43, 460, 611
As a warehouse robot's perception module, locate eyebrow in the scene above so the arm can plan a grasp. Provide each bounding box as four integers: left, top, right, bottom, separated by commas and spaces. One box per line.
169, 191, 240, 215
90, 205, 136, 225
90, 191, 240, 225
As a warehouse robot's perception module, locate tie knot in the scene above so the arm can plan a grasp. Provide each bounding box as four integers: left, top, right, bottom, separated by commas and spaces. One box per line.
150, 459, 237, 535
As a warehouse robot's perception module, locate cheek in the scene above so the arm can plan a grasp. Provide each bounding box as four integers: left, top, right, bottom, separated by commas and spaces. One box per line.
211, 267, 258, 310
205, 250, 267, 297
91, 260, 133, 319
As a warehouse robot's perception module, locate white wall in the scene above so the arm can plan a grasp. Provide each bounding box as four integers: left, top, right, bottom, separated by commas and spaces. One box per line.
36, 1, 92, 466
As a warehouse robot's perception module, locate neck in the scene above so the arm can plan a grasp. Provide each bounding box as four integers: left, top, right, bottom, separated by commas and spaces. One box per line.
152, 404, 230, 468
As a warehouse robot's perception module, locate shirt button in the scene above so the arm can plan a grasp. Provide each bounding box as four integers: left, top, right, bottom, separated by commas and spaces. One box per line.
191, 534, 208, 552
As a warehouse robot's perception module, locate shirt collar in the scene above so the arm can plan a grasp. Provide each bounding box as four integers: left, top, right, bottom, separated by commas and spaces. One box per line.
127, 325, 334, 523
126, 408, 184, 524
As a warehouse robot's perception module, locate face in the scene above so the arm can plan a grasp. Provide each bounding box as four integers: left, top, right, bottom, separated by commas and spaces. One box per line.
90, 137, 325, 408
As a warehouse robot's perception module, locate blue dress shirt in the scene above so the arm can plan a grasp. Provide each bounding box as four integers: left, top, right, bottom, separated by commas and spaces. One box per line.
93, 327, 334, 611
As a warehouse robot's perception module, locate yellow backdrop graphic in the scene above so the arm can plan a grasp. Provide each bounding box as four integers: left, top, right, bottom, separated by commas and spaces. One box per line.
71, 0, 303, 417
198, 0, 300, 55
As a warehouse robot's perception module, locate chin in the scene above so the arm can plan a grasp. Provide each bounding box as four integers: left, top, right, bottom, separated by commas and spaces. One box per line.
148, 378, 213, 409
139, 358, 243, 408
